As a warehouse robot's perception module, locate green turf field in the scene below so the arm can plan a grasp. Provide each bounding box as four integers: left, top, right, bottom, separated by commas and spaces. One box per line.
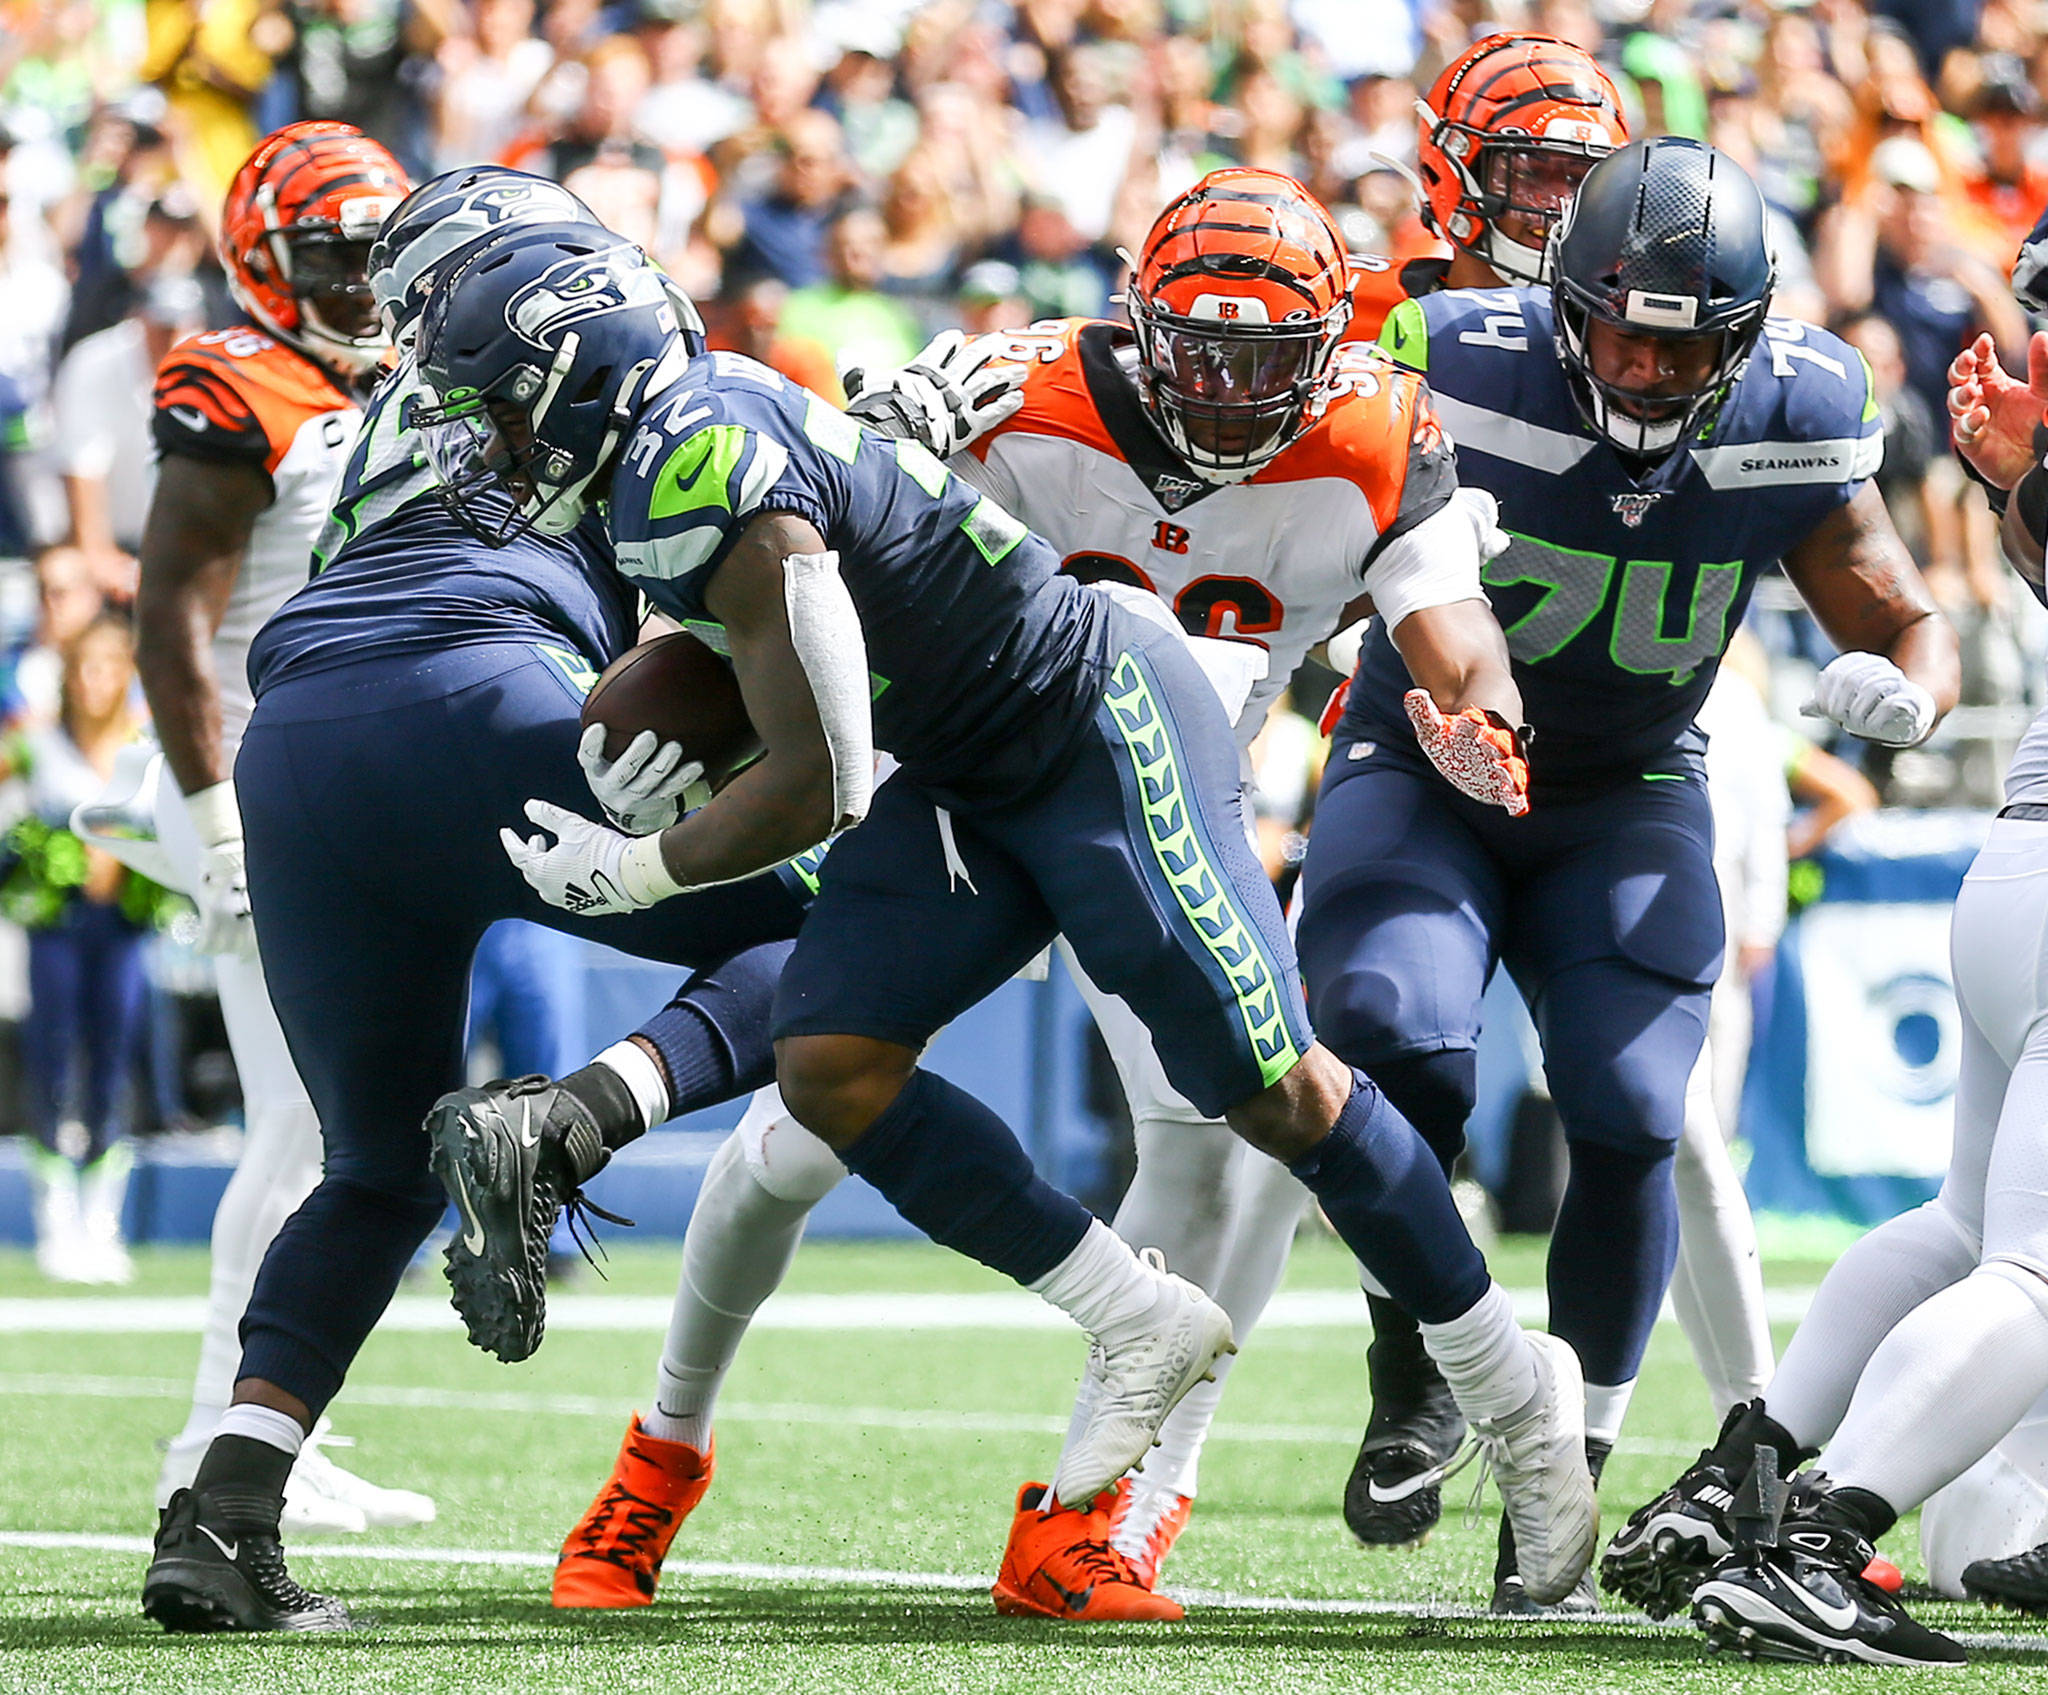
2, 1233, 2042, 1692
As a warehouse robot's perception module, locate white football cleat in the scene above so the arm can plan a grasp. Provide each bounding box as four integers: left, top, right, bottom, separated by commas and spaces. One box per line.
1052, 1268, 1234, 1509
1471, 1332, 1598, 1606
290, 1422, 437, 1530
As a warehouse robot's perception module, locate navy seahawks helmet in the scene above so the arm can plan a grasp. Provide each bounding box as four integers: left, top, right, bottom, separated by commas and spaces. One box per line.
1548, 138, 1775, 457
369, 167, 600, 349
414, 224, 701, 544
2013, 201, 2048, 314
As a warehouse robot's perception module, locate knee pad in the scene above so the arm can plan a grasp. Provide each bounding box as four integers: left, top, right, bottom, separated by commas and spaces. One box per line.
736, 1085, 846, 1206
1364, 1048, 1475, 1170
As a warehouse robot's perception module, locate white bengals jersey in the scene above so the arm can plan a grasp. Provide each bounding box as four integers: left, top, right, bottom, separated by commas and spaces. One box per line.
151, 326, 362, 753
958, 318, 1457, 748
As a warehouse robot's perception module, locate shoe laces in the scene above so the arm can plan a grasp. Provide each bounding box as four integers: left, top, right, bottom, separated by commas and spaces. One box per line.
571, 1481, 675, 1568
1055, 1531, 1144, 1589
533, 1162, 634, 1281
241, 1532, 324, 1611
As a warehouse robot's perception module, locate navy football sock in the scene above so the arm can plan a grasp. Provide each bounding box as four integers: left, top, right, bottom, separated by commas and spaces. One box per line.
1547, 1138, 1679, 1388
638, 941, 789, 1114
837, 1068, 1092, 1285
1367, 1048, 1474, 1175
1288, 1072, 1490, 1324
237, 1176, 447, 1418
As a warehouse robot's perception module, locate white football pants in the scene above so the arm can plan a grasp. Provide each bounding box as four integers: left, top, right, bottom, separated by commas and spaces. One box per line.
159, 784, 325, 1440
1769, 818, 2048, 1517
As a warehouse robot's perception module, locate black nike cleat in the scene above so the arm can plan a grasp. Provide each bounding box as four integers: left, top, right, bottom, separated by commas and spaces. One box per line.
1693, 1509, 1962, 1666
1962, 1539, 2048, 1615
1602, 1402, 1760, 1618
426, 1075, 619, 1363
142, 1489, 353, 1633
1342, 1298, 1466, 1548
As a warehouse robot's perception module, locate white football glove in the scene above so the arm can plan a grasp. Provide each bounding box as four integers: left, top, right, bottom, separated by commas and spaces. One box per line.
184, 780, 257, 959
577, 724, 706, 835
501, 798, 683, 915
843, 329, 1025, 456
1802, 651, 1938, 747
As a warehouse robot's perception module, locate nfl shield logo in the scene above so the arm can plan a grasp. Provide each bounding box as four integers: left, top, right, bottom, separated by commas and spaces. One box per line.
1152, 473, 1203, 512
1611, 491, 1662, 528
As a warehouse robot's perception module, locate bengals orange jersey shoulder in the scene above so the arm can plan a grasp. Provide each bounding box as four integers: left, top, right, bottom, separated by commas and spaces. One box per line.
150, 326, 364, 750
965, 318, 1456, 746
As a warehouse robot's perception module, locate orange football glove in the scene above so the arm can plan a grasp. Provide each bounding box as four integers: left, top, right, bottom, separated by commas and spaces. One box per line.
1403, 689, 1531, 817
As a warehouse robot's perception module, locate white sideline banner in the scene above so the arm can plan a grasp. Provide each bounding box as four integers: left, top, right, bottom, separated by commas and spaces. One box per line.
1799, 901, 1959, 1179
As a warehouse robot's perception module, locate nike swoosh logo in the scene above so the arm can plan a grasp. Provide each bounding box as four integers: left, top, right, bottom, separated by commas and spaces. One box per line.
168, 404, 209, 431
517, 1098, 539, 1150
1367, 1466, 1447, 1504
1045, 1578, 1095, 1612
196, 1524, 238, 1560
1800, 1586, 1860, 1632
447, 1155, 488, 1255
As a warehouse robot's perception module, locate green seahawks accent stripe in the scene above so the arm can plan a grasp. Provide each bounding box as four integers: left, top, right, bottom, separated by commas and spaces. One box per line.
649, 425, 749, 521
1380, 297, 1429, 371
784, 841, 830, 896
535, 644, 598, 695
680, 619, 731, 656
1643, 772, 1684, 782
804, 394, 864, 464
1103, 652, 1301, 1087
961, 496, 1026, 566
894, 436, 949, 496
1855, 348, 1880, 425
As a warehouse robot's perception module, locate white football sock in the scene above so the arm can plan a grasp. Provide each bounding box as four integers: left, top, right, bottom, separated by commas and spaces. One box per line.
216, 1402, 307, 1458
1667, 1053, 1773, 1417
179, 1098, 323, 1447
594, 1038, 671, 1132
1420, 1282, 1539, 1425
1138, 1150, 1307, 1499
1030, 1217, 1169, 1343
642, 1123, 821, 1449
1766, 1196, 1980, 1450
1823, 1260, 2048, 1512
1584, 1379, 1635, 1449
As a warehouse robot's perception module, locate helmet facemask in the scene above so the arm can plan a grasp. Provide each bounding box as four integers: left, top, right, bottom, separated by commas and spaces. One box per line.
1130, 291, 1349, 483
1424, 111, 1612, 286
1553, 283, 1762, 458
251, 186, 397, 371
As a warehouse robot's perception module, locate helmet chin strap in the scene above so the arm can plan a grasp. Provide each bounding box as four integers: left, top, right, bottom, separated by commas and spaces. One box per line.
1480, 224, 1548, 286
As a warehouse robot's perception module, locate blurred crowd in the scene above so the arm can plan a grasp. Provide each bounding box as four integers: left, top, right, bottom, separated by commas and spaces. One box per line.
1, 0, 2047, 1200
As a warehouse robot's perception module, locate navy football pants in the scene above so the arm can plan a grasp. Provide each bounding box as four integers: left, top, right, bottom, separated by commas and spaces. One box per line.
1298, 745, 1722, 1391
233, 643, 807, 1413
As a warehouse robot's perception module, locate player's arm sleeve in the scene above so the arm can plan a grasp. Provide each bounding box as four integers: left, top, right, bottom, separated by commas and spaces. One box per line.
150, 354, 277, 480
1355, 377, 1472, 631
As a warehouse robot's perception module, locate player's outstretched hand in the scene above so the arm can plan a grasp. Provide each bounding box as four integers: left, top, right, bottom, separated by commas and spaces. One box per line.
193, 840, 258, 959
843, 329, 1025, 456
578, 723, 705, 835
501, 799, 676, 914
1403, 688, 1531, 816
1803, 650, 1938, 747
1947, 330, 2048, 491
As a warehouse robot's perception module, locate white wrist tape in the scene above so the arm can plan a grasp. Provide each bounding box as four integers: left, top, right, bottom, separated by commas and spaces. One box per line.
782, 550, 875, 830
620, 832, 687, 905
1325, 618, 1370, 680
183, 779, 243, 849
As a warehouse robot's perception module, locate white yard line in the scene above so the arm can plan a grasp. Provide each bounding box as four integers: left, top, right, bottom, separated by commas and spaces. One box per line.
0, 1372, 1702, 1457
0, 1530, 2042, 1652
0, 1286, 1821, 1334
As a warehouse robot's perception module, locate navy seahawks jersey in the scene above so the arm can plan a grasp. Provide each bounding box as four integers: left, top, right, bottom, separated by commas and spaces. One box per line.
1351, 288, 1881, 793
248, 356, 638, 698
608, 350, 1112, 804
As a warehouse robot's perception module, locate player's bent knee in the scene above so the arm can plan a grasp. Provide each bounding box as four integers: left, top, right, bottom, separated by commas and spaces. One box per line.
774, 1035, 918, 1151
1227, 1044, 1352, 1163
739, 1105, 848, 1205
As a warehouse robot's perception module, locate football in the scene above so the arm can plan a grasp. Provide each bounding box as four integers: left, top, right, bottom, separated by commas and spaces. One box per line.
580, 629, 761, 780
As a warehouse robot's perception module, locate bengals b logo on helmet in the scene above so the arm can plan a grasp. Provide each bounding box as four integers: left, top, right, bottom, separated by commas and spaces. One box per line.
220, 121, 410, 373
1416, 33, 1628, 287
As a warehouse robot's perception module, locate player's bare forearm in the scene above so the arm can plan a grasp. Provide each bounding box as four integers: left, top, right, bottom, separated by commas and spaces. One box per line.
135, 456, 269, 794
1782, 483, 1960, 717
657, 513, 839, 887
1387, 598, 1522, 724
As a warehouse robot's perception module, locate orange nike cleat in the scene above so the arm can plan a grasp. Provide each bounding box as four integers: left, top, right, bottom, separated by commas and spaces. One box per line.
1106, 1477, 1194, 1590
552, 1417, 714, 1608
991, 1482, 1184, 1621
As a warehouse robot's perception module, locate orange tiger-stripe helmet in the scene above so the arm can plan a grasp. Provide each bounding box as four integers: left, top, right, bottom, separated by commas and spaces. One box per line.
1417, 32, 1627, 285
1128, 167, 1352, 484
220, 121, 410, 372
